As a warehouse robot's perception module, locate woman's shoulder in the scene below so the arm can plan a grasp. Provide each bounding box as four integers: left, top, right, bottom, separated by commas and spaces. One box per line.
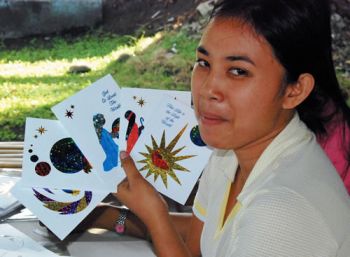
239, 168, 350, 245
234, 186, 343, 256
240, 184, 350, 244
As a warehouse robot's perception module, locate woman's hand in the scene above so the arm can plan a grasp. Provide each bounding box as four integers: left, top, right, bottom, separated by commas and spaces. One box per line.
114, 151, 168, 228
115, 151, 191, 257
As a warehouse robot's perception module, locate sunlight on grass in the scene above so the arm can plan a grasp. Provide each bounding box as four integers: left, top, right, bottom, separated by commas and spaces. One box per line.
0, 27, 348, 141
0, 30, 199, 140
0, 33, 162, 78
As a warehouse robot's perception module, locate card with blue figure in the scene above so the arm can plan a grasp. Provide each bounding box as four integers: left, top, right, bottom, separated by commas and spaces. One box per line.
130, 95, 212, 205
51, 74, 123, 191
21, 118, 105, 191
118, 87, 191, 154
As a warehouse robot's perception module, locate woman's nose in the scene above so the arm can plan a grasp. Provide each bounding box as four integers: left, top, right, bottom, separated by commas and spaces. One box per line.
199, 71, 224, 101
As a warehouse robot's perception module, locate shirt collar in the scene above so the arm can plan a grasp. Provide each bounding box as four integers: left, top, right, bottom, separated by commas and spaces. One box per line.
239, 113, 313, 202
216, 150, 238, 181
217, 113, 313, 200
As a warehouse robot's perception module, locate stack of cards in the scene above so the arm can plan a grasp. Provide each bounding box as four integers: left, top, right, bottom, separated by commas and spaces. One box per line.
11, 74, 212, 240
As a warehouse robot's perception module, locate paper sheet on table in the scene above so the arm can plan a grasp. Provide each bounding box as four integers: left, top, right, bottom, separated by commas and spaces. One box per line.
0, 223, 61, 257
68, 240, 156, 257
0, 175, 21, 218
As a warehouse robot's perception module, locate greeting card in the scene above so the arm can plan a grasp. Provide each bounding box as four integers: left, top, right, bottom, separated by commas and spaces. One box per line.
131, 96, 212, 204
11, 181, 108, 240
52, 74, 123, 191
118, 87, 191, 154
21, 118, 104, 191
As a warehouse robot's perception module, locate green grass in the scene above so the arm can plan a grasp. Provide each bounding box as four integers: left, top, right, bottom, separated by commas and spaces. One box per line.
0, 30, 198, 141
1, 29, 349, 141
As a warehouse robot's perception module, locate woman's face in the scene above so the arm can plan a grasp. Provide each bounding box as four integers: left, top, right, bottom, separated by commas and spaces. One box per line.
191, 18, 294, 150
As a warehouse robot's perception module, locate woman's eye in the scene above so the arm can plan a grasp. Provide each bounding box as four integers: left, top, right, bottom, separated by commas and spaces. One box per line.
196, 59, 209, 68
229, 68, 248, 76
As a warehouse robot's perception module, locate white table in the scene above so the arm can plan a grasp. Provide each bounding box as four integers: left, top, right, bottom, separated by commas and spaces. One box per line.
0, 171, 156, 257
4, 213, 156, 257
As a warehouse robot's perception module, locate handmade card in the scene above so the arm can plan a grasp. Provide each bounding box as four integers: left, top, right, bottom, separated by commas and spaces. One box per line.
131, 96, 212, 204
21, 118, 105, 191
11, 180, 108, 240
0, 224, 60, 257
118, 87, 191, 154
51, 74, 123, 191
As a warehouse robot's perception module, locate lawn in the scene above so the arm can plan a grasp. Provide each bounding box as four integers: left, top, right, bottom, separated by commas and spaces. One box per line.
0, 29, 349, 141
0, 30, 198, 141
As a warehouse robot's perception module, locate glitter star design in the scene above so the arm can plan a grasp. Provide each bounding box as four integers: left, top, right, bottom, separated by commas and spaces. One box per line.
137, 97, 146, 107
36, 126, 47, 135
65, 109, 74, 119
33, 189, 92, 215
138, 124, 196, 188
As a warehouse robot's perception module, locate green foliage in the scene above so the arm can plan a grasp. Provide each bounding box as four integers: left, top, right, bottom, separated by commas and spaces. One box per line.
0, 30, 198, 141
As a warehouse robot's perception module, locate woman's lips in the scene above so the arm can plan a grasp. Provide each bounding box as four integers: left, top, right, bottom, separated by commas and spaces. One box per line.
199, 112, 226, 125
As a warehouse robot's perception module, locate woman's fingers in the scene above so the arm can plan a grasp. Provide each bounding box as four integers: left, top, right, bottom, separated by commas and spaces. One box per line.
117, 177, 129, 192
120, 151, 141, 186
116, 151, 169, 227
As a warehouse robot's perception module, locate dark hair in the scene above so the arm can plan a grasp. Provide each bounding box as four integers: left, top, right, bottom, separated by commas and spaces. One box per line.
211, 0, 350, 171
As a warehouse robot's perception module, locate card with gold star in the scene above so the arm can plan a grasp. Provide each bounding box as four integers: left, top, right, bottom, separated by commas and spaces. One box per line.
118, 87, 191, 155
131, 95, 212, 204
21, 117, 105, 190
51, 74, 123, 191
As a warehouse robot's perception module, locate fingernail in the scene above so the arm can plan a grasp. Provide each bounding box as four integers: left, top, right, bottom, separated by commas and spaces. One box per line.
120, 151, 129, 160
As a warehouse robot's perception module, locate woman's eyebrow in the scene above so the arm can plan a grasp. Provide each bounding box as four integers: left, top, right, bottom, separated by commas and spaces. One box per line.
197, 46, 255, 66
197, 46, 209, 56
226, 55, 256, 66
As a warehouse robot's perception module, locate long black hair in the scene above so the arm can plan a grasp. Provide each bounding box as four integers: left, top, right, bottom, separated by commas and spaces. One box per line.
211, 0, 350, 171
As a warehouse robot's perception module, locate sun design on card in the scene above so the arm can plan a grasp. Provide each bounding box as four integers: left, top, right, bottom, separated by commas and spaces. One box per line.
138, 124, 196, 188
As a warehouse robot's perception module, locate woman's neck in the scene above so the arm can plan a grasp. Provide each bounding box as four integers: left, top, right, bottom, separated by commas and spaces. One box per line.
234, 124, 286, 182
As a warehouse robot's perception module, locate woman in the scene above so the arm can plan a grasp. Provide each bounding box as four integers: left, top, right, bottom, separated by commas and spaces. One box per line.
84, 0, 350, 256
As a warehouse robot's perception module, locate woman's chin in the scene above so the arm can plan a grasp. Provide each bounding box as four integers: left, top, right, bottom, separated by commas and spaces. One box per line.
200, 135, 232, 150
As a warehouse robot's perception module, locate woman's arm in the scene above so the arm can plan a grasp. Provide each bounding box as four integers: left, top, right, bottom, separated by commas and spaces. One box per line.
184, 214, 203, 257
76, 203, 148, 238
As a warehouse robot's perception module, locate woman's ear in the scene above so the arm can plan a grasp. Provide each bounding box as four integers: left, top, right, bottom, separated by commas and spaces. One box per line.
282, 73, 315, 109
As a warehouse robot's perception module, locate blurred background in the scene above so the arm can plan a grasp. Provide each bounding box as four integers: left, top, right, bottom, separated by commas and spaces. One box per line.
0, 0, 349, 141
